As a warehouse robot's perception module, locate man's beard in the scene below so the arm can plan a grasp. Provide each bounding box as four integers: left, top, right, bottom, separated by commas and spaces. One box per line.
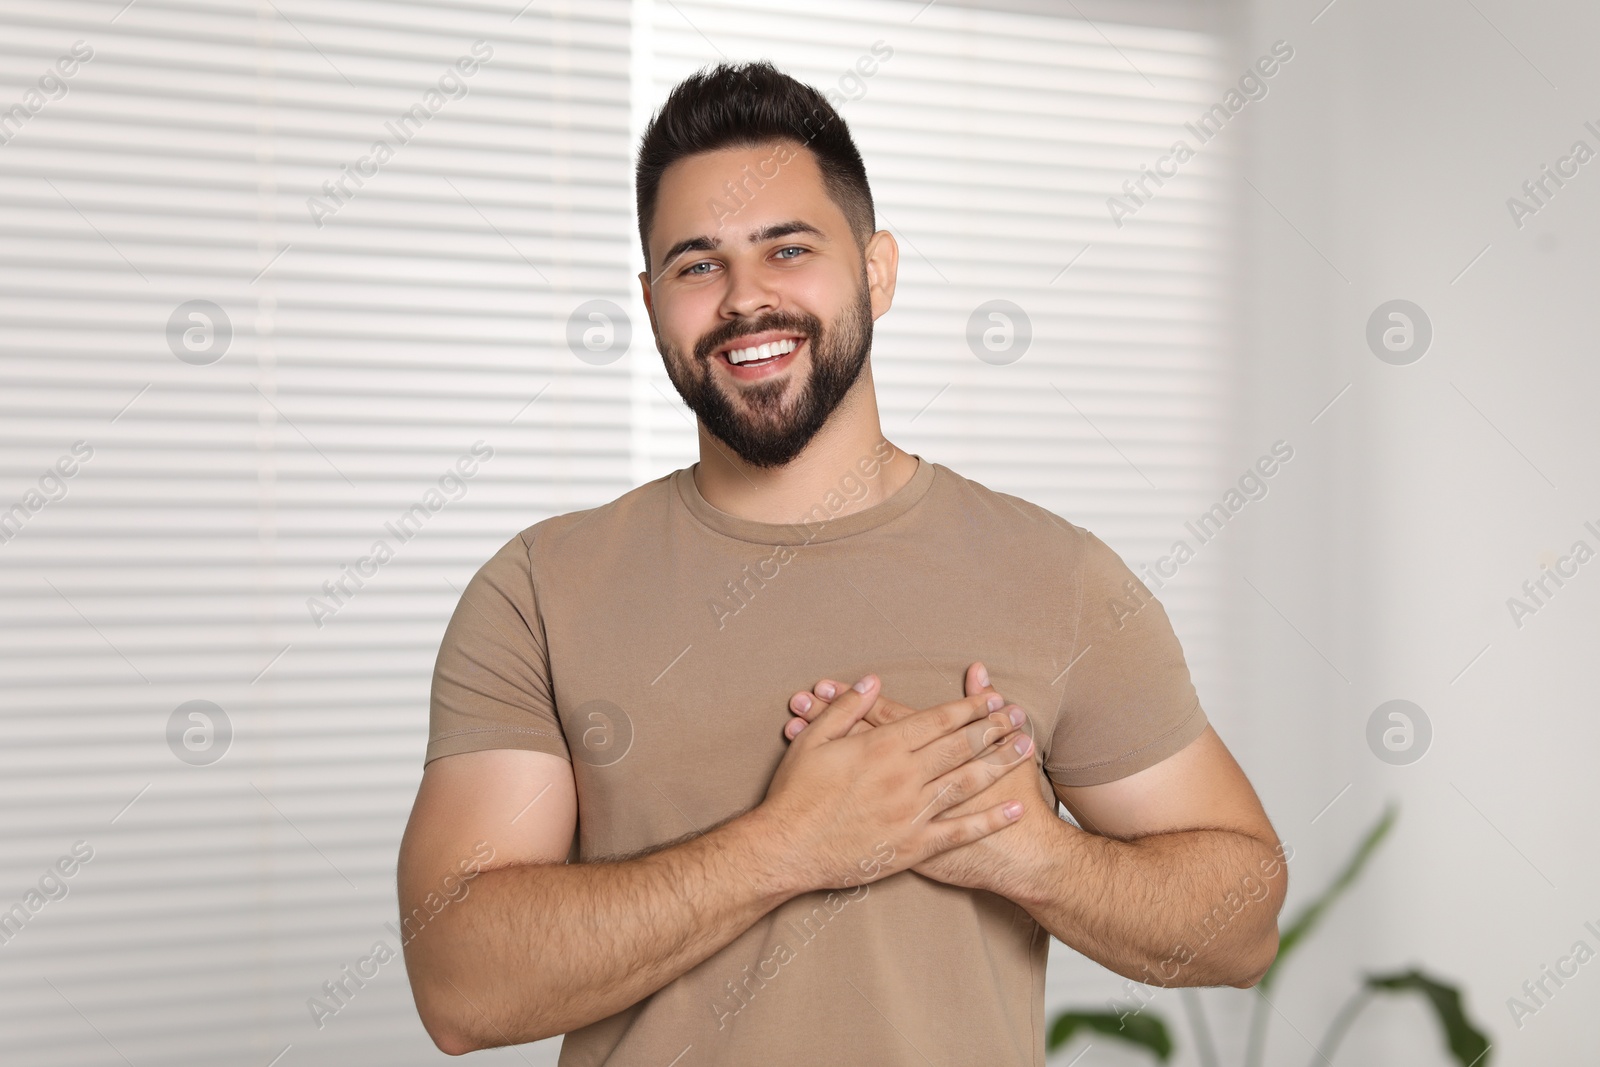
658, 280, 874, 470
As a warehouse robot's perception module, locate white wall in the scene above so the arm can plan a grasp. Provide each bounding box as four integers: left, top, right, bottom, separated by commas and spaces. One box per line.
1214, 1, 1597, 1063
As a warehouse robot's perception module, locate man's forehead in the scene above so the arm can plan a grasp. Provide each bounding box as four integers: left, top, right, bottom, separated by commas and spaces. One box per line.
651, 142, 839, 254
659, 138, 815, 188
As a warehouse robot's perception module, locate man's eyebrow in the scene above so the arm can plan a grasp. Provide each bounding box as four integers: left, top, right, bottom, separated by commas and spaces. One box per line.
749, 220, 828, 244
657, 220, 828, 274
658, 234, 717, 272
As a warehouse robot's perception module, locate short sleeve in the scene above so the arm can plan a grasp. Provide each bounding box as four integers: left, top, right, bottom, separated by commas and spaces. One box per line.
1044, 526, 1208, 787
425, 530, 570, 765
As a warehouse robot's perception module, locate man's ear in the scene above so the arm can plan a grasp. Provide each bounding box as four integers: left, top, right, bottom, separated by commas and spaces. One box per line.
637, 270, 659, 337
862, 229, 899, 320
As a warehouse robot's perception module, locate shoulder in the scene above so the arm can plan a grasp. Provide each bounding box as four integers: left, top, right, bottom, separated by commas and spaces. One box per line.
513, 470, 679, 555
468, 471, 680, 590
925, 460, 1108, 563
928, 460, 1068, 530
926, 462, 1149, 621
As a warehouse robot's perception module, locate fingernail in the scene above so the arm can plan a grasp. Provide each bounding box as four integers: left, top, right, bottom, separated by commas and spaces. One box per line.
1008, 707, 1024, 727
986, 694, 1003, 712
852, 675, 873, 694
818, 682, 836, 700
1003, 801, 1023, 819
976, 664, 990, 688
792, 693, 812, 714
1014, 735, 1032, 755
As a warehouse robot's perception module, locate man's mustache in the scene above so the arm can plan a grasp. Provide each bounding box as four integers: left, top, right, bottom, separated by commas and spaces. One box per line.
695, 314, 820, 361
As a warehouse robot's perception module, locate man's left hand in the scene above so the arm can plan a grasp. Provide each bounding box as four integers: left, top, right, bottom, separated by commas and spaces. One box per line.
784, 663, 1057, 896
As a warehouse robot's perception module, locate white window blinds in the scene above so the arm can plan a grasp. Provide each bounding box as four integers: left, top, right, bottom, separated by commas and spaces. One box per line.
0, 2, 631, 1064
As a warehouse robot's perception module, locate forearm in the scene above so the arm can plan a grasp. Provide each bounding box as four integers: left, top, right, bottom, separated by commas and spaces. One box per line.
406, 808, 799, 1052
1009, 819, 1286, 988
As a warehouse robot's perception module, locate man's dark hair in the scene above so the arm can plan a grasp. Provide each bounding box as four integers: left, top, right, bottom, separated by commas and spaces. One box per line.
635, 60, 875, 274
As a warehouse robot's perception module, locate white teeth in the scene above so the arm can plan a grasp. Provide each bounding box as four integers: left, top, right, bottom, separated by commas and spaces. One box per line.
726, 337, 799, 365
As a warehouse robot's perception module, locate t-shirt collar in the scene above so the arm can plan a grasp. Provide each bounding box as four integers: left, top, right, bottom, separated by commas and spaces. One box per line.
673, 451, 935, 546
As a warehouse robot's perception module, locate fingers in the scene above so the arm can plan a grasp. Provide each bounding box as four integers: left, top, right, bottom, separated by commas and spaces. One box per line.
792, 677, 999, 732
958, 709, 1032, 765
917, 728, 1033, 819
890, 689, 1008, 751
921, 707, 1033, 778
963, 662, 1035, 770
936, 711, 1030, 781
865, 691, 918, 727
784, 689, 816, 740
909, 699, 1031, 789
784, 688, 837, 740
917, 798, 1024, 855
783, 706, 868, 741
784, 670, 1009, 745
796, 674, 880, 743
792, 683, 902, 726
965, 661, 995, 698
785, 682, 901, 740
800, 665, 992, 715
787, 688, 831, 722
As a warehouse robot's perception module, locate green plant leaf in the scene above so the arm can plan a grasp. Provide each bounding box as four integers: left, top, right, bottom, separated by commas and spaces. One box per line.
1365, 969, 1491, 1067
1046, 1009, 1173, 1061
1259, 803, 1398, 991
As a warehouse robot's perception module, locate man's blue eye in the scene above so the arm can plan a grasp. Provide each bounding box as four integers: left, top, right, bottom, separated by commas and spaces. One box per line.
776, 246, 805, 259
683, 261, 713, 275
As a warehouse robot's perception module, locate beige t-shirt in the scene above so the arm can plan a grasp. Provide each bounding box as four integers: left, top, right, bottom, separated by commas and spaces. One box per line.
426, 447, 1207, 1066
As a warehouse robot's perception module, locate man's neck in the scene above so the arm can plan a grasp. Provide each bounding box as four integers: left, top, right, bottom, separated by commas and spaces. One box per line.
691, 376, 915, 526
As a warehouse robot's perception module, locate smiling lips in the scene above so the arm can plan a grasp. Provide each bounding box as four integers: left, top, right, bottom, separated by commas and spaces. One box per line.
712, 331, 807, 378
716, 329, 806, 363
725, 337, 800, 365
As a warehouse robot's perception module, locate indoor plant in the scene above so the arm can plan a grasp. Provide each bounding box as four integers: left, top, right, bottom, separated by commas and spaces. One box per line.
1046, 805, 1491, 1066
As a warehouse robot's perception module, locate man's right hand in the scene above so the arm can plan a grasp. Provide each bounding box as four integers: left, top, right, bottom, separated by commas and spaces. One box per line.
755, 673, 1033, 892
